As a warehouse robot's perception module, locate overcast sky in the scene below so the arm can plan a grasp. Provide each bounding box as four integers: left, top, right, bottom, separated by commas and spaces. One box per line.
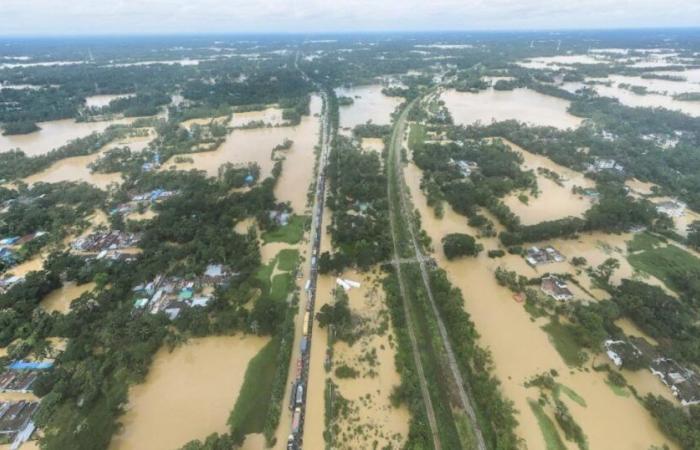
1, 0, 699, 35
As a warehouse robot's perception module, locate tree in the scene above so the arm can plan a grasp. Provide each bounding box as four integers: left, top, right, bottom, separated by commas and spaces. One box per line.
442, 233, 483, 260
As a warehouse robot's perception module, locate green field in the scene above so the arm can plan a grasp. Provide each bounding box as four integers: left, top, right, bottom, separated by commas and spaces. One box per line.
262, 215, 307, 244
542, 320, 586, 367
528, 399, 567, 450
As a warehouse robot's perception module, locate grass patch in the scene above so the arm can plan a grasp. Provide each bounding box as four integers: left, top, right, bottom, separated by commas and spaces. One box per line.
262, 215, 307, 244
229, 337, 280, 435
270, 273, 293, 302
528, 399, 567, 450
276, 248, 299, 272
605, 380, 631, 397
627, 235, 700, 295
542, 320, 586, 367
556, 383, 587, 408
626, 232, 664, 253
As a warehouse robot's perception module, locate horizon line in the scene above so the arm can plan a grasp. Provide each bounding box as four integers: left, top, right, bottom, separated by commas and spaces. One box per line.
1, 25, 700, 39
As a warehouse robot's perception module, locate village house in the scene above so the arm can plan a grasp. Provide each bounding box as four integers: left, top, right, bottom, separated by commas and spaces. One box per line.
449, 158, 478, 177
71, 230, 141, 253
133, 264, 231, 319
604, 339, 642, 367
0, 276, 23, 294
587, 158, 624, 174
540, 275, 574, 301
525, 246, 565, 266
655, 200, 686, 218
650, 358, 700, 406
0, 400, 38, 448
0, 361, 53, 394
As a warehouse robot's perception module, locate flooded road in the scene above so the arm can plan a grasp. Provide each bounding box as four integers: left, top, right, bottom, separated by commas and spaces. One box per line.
109, 335, 268, 450
442, 88, 583, 129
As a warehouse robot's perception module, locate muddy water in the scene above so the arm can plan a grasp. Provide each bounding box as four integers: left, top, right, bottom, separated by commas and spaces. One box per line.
22, 132, 153, 189
626, 178, 658, 196
6, 255, 44, 277
498, 139, 595, 224
592, 79, 700, 117
0, 118, 137, 157
84, 94, 134, 109
403, 154, 677, 449
518, 54, 606, 70
231, 107, 286, 127
442, 88, 583, 129
167, 96, 321, 214
329, 269, 409, 449
335, 85, 402, 134
360, 137, 384, 155
109, 335, 268, 450
39, 281, 95, 314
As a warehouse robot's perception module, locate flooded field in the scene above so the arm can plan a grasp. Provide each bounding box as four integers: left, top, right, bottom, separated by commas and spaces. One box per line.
109, 335, 268, 450
84, 94, 134, 108
335, 85, 402, 134
360, 137, 384, 155
167, 96, 321, 214
0, 118, 136, 157
518, 54, 606, 69
442, 88, 583, 129
39, 281, 95, 314
327, 269, 409, 449
22, 132, 153, 188
499, 139, 595, 224
403, 148, 676, 449
231, 107, 286, 127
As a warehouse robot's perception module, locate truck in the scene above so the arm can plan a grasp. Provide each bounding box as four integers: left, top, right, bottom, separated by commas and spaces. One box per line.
291, 407, 302, 434
304, 279, 311, 291
295, 383, 304, 406
302, 311, 311, 337
300, 336, 308, 354
287, 434, 296, 450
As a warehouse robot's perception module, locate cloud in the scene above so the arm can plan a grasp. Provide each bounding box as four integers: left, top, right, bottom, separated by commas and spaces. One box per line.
0, 0, 699, 35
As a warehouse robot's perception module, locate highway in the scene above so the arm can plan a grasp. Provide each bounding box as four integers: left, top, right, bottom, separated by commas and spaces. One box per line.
284, 56, 333, 449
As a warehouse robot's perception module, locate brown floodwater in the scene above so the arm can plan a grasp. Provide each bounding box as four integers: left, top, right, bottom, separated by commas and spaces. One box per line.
517, 54, 606, 70
329, 269, 409, 449
498, 139, 595, 225
109, 335, 268, 450
165, 96, 320, 214
22, 132, 153, 189
39, 281, 95, 314
335, 85, 402, 134
360, 137, 384, 154
230, 107, 286, 128
442, 88, 583, 129
403, 150, 677, 449
0, 117, 138, 157
84, 94, 134, 109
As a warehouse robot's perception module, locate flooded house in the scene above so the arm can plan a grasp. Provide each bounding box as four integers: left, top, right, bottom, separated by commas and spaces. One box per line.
0, 400, 39, 448
540, 275, 574, 301
132, 264, 231, 319
0, 361, 53, 393
655, 200, 686, 218
525, 246, 565, 266
650, 358, 700, 406
0, 276, 23, 294
449, 158, 478, 177
587, 158, 624, 174
604, 339, 642, 367
71, 230, 141, 253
